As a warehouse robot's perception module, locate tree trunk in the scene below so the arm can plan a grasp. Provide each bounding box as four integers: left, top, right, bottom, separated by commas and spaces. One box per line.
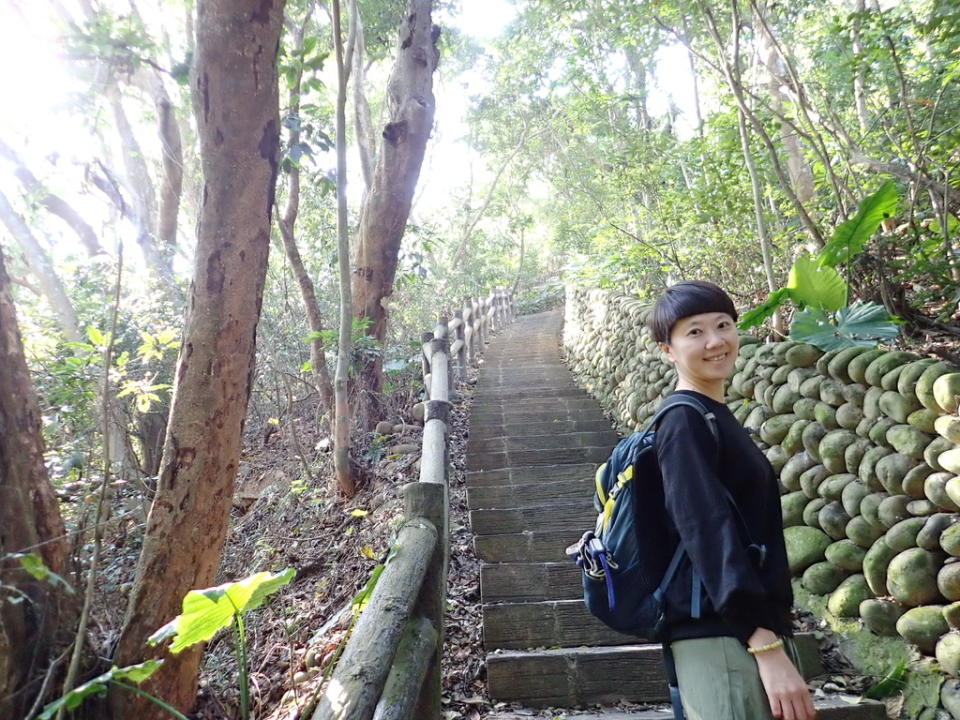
0, 249, 67, 720
851, 0, 870, 135
110, 1, 285, 716
278, 16, 336, 416
0, 191, 83, 343
333, 0, 356, 497
350, 0, 376, 191
352, 0, 439, 406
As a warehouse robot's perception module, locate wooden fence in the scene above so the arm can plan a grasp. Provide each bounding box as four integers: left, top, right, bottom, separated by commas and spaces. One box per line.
312, 288, 514, 720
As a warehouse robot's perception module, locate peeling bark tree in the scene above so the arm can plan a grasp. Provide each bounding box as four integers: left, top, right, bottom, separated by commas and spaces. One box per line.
0, 249, 67, 719
110, 1, 285, 717
352, 0, 439, 406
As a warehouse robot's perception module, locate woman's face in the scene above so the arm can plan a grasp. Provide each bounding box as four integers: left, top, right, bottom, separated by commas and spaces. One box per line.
659, 311, 739, 386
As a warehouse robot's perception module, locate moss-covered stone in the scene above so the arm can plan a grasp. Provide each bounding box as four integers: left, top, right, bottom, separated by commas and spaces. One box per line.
925, 437, 956, 472
879, 494, 912, 528
936, 415, 960, 444
781, 451, 818, 492
760, 413, 797, 445
744, 404, 773, 431
841, 479, 870, 517
827, 573, 873, 617
803, 497, 828, 529
819, 501, 852, 540
860, 445, 894, 491
781, 491, 809, 528
944, 603, 960, 630
826, 539, 867, 572
909, 499, 938, 517
836, 402, 864, 431
944, 523, 960, 557
880, 390, 923, 423
800, 464, 831, 500
799, 375, 824, 401
897, 605, 948, 654
876, 452, 915, 495
849, 349, 886, 385
794, 397, 819, 421
814, 401, 839, 429
770, 386, 800, 415
863, 538, 900, 595
909, 408, 940, 434
783, 419, 812, 455
860, 598, 904, 636
868, 416, 897, 447
820, 378, 847, 407
887, 516, 928, 552
829, 347, 872, 384
888, 424, 934, 459
842, 382, 867, 407
861, 492, 890, 529
844, 438, 873, 476
847, 514, 886, 548
788, 368, 818, 394
785, 525, 832, 574
882, 364, 908, 391
898, 358, 940, 397
941, 449, 960, 475
816, 349, 841, 376
801, 422, 827, 461
918, 362, 960, 413
935, 374, 960, 415
786, 343, 821, 368
819, 473, 858, 501
937, 633, 960, 675
905, 465, 937, 500
940, 562, 960, 602
927, 472, 960, 512
866, 352, 917, 387
918, 514, 960, 552
864, 385, 885, 420
819, 430, 858, 474
888, 548, 947, 607
802, 561, 848, 595
765, 444, 790, 475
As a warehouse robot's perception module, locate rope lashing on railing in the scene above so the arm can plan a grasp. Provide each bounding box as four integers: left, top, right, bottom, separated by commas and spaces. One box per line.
312, 288, 515, 720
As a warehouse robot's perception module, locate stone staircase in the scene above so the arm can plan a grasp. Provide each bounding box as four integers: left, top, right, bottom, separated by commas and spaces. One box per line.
466, 309, 887, 719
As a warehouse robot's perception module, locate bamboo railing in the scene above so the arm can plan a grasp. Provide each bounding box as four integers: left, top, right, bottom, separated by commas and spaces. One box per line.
312, 288, 514, 720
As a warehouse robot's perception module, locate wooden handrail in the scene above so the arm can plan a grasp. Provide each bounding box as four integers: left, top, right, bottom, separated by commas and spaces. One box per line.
312, 288, 515, 720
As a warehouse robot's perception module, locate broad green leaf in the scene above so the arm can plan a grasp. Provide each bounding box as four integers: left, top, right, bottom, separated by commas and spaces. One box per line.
352, 564, 385, 616
863, 659, 908, 700
148, 569, 295, 654
787, 255, 847, 311
17, 553, 75, 593
38, 661, 164, 719
737, 288, 790, 330
790, 302, 900, 351
820, 181, 899, 267
86, 326, 107, 347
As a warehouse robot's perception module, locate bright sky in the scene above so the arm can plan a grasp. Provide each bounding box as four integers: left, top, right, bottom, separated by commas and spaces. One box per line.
0, 0, 699, 261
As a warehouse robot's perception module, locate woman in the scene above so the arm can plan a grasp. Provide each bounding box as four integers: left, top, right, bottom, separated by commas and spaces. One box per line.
648, 281, 815, 720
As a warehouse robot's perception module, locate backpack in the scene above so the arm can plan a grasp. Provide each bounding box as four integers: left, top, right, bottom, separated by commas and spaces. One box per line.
565, 394, 723, 639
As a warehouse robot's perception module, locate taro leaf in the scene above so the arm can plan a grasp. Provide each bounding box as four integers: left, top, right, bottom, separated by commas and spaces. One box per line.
863, 659, 908, 700
820, 181, 899, 267
352, 564, 385, 617
17, 553, 75, 593
738, 288, 790, 330
148, 568, 294, 654
791, 302, 900, 351
787, 255, 847, 311
38, 661, 164, 719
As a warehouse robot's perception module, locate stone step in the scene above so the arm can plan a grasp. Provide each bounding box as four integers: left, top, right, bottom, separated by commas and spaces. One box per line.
486, 645, 668, 706
471, 398, 602, 413
467, 446, 610, 472
471, 386, 588, 401
480, 562, 583, 603
470, 501, 595, 536
475, 528, 578, 563
466, 463, 599, 487
486, 696, 887, 719
467, 431, 619, 455
486, 635, 830, 708
483, 598, 639, 649
468, 419, 614, 441
467, 477, 594, 511
470, 409, 609, 425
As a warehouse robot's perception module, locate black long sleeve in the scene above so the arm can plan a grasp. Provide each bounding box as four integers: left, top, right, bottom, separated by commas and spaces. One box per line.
654, 391, 793, 643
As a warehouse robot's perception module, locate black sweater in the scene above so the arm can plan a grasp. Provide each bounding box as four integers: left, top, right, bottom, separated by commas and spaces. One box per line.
654, 390, 793, 644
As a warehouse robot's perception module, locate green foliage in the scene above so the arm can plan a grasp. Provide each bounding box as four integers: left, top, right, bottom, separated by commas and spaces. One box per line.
148, 569, 295, 654
12, 552, 75, 594
787, 256, 847, 311
38, 661, 186, 720
790, 302, 902, 351
863, 659, 908, 700
820, 182, 899, 268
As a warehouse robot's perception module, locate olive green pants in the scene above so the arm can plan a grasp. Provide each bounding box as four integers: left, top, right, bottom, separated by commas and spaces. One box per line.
669, 636, 801, 720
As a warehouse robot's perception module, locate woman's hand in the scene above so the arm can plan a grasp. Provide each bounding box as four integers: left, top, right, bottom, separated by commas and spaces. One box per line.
748, 628, 816, 720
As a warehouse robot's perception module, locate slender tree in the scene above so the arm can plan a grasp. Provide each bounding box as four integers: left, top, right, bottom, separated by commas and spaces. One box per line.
110, 1, 286, 716
0, 247, 67, 719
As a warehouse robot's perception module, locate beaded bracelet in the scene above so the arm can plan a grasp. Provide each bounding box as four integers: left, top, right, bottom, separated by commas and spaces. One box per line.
747, 638, 784, 655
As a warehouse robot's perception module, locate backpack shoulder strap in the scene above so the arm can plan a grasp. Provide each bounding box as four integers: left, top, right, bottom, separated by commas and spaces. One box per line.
645, 393, 719, 444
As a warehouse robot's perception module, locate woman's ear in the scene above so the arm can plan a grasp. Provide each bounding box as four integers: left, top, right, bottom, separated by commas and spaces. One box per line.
658, 342, 674, 363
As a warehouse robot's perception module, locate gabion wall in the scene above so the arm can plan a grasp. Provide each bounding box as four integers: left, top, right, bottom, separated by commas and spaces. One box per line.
564, 286, 960, 678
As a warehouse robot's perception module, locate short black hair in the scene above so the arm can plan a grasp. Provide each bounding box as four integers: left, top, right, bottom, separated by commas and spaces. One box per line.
647, 281, 738, 344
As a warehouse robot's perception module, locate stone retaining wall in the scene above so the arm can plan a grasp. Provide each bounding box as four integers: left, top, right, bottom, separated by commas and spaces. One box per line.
563, 285, 960, 716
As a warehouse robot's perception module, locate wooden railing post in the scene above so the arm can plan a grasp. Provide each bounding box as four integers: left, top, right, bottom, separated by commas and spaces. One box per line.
462, 299, 475, 366
420, 331, 434, 401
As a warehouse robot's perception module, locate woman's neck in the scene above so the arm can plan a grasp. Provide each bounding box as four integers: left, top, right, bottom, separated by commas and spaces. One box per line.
675, 378, 726, 403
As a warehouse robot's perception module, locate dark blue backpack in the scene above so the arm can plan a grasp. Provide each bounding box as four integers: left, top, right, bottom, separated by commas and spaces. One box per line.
566, 395, 722, 638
